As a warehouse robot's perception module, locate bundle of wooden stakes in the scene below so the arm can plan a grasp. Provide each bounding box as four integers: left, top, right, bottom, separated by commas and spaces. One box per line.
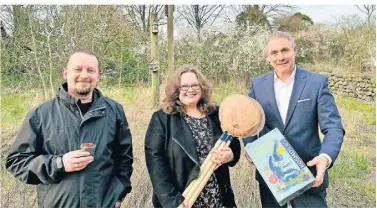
182, 131, 233, 206
182, 94, 265, 207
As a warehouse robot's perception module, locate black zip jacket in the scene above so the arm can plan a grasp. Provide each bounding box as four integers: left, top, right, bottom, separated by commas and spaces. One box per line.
145, 108, 241, 208
5, 83, 133, 208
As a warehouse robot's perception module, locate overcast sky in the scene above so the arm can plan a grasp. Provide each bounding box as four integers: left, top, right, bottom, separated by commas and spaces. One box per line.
296, 5, 363, 24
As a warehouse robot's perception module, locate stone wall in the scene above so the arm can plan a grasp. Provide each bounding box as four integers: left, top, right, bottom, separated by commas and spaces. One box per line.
322, 73, 376, 102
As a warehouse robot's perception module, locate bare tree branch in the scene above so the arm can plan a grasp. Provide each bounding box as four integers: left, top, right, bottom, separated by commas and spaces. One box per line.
356, 5, 376, 26
123, 5, 165, 32
177, 5, 224, 41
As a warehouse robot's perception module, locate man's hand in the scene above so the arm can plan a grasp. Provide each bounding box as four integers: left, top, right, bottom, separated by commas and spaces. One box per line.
115, 201, 121, 208
211, 146, 234, 170
62, 149, 93, 172
245, 152, 255, 168
307, 156, 329, 187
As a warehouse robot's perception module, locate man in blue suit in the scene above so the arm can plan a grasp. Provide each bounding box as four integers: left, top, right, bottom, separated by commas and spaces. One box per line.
243, 31, 345, 207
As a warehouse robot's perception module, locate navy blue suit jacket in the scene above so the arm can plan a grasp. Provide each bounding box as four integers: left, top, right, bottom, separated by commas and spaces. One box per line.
244, 66, 345, 192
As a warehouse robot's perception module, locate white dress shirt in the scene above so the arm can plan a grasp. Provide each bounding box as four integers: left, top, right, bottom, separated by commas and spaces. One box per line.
273, 65, 332, 167
273, 66, 296, 125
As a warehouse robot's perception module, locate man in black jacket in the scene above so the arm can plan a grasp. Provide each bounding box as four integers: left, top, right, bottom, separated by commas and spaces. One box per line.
6, 50, 133, 208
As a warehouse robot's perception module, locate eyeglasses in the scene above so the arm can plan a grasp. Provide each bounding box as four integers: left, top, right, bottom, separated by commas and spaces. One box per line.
180, 84, 201, 91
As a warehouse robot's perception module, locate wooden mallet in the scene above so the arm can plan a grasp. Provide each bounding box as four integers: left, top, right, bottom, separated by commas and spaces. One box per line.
182, 94, 265, 207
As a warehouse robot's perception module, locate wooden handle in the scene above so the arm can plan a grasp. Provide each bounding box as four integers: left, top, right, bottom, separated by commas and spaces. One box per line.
183, 140, 225, 202
183, 138, 223, 197
200, 139, 222, 172
182, 180, 194, 196
186, 140, 231, 207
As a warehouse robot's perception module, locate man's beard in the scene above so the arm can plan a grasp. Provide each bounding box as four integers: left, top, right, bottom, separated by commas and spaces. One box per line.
75, 88, 92, 96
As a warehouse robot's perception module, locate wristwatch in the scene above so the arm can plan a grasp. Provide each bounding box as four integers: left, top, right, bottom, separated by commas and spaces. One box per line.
55, 155, 65, 172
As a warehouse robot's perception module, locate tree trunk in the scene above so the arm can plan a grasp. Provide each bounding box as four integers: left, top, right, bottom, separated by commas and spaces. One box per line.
29, 12, 48, 100
118, 44, 123, 88
150, 12, 159, 107
142, 5, 146, 32
47, 34, 55, 97
44, 6, 57, 97
193, 5, 202, 41
167, 5, 174, 76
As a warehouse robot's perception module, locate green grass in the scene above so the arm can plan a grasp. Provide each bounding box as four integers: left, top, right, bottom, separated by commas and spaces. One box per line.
336, 96, 376, 125
348, 178, 376, 200
328, 148, 374, 203
326, 96, 376, 205
363, 182, 376, 199
98, 86, 140, 104
329, 149, 371, 179
212, 86, 248, 104
1, 91, 36, 129
1, 89, 48, 138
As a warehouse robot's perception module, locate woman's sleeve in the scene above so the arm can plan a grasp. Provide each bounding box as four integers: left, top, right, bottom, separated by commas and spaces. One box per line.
144, 111, 185, 207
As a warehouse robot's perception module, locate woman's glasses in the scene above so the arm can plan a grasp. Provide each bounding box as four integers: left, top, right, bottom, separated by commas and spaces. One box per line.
180, 84, 201, 91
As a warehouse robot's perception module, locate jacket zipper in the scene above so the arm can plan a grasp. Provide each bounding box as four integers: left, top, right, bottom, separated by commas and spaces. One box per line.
75, 103, 84, 120
86, 106, 106, 114
79, 106, 106, 126
172, 137, 200, 167
72, 104, 106, 207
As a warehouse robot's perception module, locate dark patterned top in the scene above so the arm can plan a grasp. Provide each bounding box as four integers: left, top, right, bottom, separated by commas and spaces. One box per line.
183, 114, 222, 208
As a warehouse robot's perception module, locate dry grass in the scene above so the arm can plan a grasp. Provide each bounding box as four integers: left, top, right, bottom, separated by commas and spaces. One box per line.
1, 86, 375, 208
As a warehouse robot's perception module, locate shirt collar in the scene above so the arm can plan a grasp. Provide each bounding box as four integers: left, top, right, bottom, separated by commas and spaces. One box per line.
274, 65, 296, 83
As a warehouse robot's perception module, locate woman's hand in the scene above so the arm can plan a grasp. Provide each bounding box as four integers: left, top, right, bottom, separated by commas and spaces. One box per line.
178, 199, 190, 208
211, 146, 234, 170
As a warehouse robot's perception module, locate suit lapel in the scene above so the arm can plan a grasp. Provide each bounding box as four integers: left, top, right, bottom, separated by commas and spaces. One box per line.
171, 115, 200, 165
284, 67, 307, 131
264, 72, 285, 128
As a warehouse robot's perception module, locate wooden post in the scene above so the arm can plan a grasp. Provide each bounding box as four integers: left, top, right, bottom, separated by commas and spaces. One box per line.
166, 5, 174, 76
150, 12, 159, 107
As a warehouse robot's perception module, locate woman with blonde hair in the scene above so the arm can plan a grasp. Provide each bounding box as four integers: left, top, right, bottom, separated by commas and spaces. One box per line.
145, 65, 241, 208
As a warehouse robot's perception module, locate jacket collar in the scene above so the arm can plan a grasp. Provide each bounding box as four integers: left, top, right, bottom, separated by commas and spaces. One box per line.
263, 66, 308, 131
56, 82, 105, 110
284, 67, 307, 130
170, 109, 222, 166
